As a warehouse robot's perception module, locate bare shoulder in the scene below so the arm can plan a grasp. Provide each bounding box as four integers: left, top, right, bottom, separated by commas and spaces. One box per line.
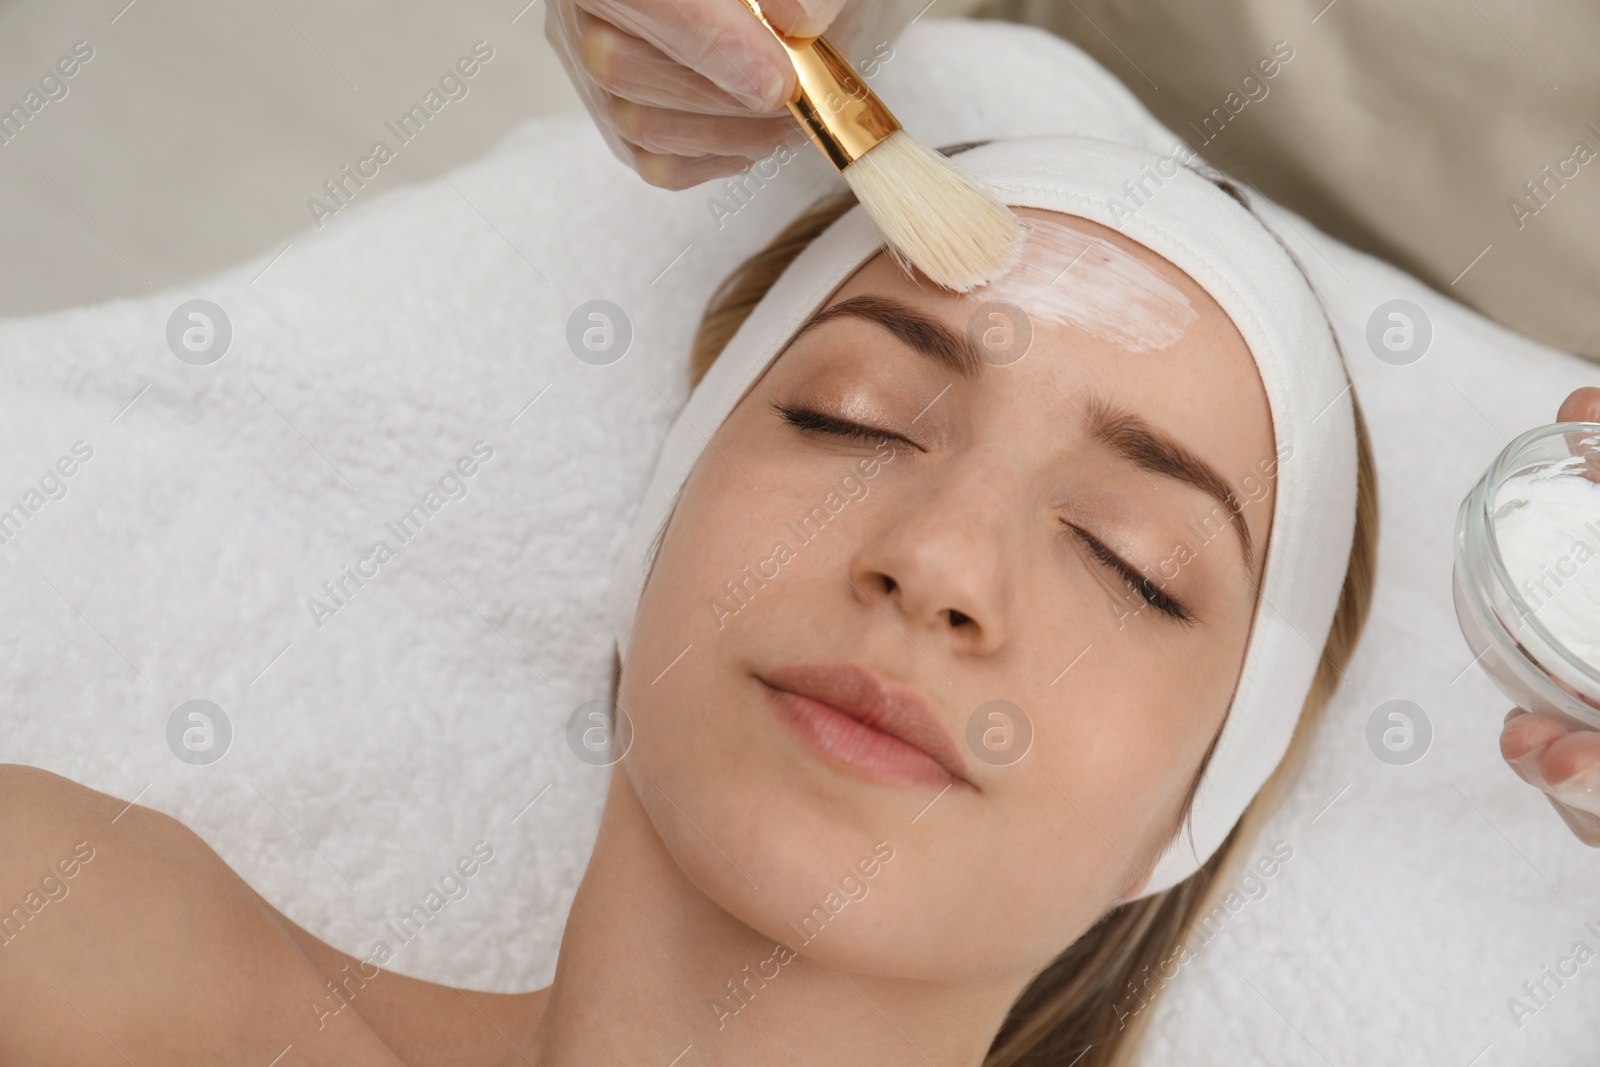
0, 763, 144, 907
0, 764, 409, 1066
0, 766, 545, 1066
0, 761, 136, 840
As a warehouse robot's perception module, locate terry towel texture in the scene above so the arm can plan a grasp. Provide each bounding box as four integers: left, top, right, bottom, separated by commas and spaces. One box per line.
1, 19, 1597, 1063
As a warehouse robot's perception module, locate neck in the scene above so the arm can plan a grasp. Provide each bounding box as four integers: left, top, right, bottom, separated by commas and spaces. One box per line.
517, 768, 1023, 1066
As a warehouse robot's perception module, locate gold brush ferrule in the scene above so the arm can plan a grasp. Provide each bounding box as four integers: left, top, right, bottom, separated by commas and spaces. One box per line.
737, 0, 901, 170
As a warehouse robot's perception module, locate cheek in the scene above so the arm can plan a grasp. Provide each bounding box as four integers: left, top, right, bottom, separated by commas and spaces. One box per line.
1019, 589, 1242, 810
859, 613, 1239, 977
616, 454, 780, 936
617, 438, 869, 894
621, 455, 754, 757
959, 586, 1241, 928
624, 434, 816, 688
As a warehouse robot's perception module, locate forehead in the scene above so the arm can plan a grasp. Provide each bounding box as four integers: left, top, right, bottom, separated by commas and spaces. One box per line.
824, 207, 1263, 401
805, 206, 1276, 569
972, 209, 1199, 352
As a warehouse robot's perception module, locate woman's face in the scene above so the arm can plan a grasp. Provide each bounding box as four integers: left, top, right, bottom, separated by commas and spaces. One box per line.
619, 207, 1278, 983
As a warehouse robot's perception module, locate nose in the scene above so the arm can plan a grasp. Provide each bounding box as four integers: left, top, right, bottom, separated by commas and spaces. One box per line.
847, 455, 1014, 655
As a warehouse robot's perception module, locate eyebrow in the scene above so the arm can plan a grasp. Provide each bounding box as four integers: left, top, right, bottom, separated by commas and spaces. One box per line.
792, 294, 983, 379
793, 294, 1255, 572
1080, 394, 1254, 573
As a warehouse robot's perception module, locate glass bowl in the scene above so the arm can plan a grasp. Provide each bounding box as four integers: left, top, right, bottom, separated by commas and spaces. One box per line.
1453, 421, 1600, 731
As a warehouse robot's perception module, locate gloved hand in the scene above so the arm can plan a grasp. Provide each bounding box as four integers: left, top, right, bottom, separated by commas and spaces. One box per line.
1499, 385, 1600, 844
544, 0, 923, 189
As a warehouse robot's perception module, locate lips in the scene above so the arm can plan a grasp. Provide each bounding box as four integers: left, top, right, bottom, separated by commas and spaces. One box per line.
759, 662, 973, 789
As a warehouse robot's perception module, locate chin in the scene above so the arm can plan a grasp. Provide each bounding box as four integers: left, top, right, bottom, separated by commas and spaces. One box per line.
617, 711, 1021, 982
620, 663, 911, 958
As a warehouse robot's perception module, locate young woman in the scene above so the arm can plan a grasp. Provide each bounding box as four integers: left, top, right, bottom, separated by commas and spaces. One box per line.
0, 137, 1379, 1066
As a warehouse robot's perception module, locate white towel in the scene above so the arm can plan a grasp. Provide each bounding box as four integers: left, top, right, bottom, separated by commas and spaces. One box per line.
2, 19, 1595, 1062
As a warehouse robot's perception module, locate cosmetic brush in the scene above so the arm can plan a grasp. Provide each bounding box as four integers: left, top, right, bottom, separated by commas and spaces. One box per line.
735, 0, 1023, 292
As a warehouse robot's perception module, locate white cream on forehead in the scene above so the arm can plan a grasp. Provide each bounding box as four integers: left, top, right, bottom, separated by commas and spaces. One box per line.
966, 215, 1198, 352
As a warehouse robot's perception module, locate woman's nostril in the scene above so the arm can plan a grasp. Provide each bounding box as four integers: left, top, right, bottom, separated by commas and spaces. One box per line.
948, 608, 973, 627
882, 575, 898, 594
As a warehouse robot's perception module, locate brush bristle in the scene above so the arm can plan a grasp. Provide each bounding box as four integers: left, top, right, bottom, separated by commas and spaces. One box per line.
841, 132, 1024, 292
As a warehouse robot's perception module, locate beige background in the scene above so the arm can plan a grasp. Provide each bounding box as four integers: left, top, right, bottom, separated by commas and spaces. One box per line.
0, 0, 589, 316
0, 0, 1594, 359
977, 0, 1600, 359
0, 0, 988, 319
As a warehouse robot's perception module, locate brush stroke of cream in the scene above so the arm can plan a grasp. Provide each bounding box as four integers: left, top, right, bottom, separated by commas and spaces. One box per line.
969, 217, 1197, 352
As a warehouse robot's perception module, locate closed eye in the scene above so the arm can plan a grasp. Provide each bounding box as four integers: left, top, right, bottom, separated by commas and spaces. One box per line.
1063, 521, 1194, 626
772, 404, 920, 450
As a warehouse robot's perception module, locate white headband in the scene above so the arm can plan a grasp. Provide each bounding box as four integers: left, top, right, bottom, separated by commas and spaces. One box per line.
610, 135, 1358, 901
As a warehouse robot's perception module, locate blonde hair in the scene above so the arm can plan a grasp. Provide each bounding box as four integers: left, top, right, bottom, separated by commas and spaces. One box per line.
679, 185, 1378, 1066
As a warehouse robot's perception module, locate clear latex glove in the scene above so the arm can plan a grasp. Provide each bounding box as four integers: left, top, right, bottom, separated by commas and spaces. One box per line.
1499, 384, 1600, 846
544, 0, 926, 189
